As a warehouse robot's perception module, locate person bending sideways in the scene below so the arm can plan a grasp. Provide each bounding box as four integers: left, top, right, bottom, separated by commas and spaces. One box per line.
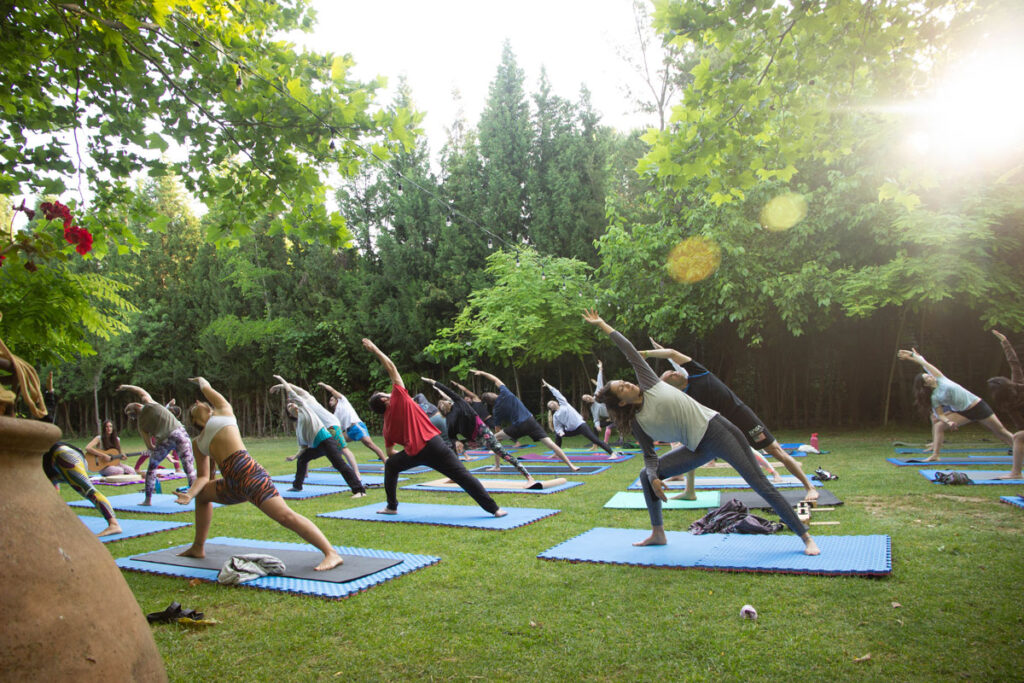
584, 309, 819, 556
362, 339, 506, 518
118, 384, 196, 506
180, 377, 344, 571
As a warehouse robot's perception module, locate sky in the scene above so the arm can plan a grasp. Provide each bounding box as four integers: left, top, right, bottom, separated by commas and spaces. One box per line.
296, 0, 659, 151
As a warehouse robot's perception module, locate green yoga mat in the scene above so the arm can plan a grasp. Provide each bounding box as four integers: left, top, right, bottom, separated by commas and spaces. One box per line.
603, 490, 721, 509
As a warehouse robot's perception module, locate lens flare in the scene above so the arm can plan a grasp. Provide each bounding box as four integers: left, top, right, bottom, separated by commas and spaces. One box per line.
759, 193, 808, 231
666, 237, 721, 283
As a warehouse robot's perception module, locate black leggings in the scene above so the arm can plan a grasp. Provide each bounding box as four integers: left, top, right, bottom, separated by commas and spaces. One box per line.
385, 435, 499, 513
555, 423, 614, 454
294, 438, 364, 494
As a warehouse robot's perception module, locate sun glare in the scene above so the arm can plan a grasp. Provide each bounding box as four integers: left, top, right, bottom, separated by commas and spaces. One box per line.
908, 46, 1024, 167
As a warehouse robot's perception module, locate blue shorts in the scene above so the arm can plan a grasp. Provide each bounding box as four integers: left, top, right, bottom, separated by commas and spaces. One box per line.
345, 421, 370, 441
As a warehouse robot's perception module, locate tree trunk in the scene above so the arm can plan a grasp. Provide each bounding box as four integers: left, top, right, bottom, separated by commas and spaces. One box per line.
883, 308, 907, 427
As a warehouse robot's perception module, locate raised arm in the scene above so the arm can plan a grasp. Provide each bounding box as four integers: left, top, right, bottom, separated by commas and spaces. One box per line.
595, 360, 604, 388
993, 330, 1024, 385
363, 339, 403, 388
583, 310, 659, 390
117, 384, 154, 404
190, 377, 231, 412
471, 370, 503, 388
426, 378, 462, 404
897, 348, 944, 378
452, 380, 481, 402
318, 382, 343, 399
543, 380, 569, 407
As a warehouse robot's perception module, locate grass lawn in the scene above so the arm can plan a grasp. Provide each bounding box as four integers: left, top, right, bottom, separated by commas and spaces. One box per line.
64, 427, 1024, 682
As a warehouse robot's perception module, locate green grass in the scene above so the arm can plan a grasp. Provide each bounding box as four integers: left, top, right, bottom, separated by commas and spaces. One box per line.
65, 428, 1024, 682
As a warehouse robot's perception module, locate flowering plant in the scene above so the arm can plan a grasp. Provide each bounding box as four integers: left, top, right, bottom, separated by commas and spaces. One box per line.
2, 198, 94, 270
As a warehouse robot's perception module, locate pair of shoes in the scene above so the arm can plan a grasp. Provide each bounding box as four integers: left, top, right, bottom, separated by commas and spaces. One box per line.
147, 601, 183, 623
287, 486, 302, 492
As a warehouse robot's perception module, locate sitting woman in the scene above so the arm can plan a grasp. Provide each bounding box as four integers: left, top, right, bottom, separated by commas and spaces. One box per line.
85, 419, 137, 476
179, 377, 344, 571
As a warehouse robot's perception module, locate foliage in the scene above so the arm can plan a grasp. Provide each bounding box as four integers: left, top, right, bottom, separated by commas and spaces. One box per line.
426, 248, 596, 374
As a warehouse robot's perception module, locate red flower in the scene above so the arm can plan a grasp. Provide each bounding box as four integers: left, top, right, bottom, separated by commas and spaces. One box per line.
75, 230, 93, 255
0, 254, 5, 267
41, 201, 72, 227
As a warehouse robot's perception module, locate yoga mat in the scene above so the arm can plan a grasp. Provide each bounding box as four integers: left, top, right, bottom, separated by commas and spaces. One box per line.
402, 478, 583, 495
78, 516, 191, 542
271, 474, 392, 488
319, 502, 560, 529
887, 456, 1013, 467
999, 496, 1024, 510
273, 483, 347, 499
723, 488, 843, 509
627, 475, 820, 490
117, 537, 438, 599
69, 492, 222, 514
603, 491, 721, 509
90, 470, 186, 486
919, 470, 1024, 485
517, 451, 635, 463
538, 527, 891, 576
895, 447, 1010, 454
318, 463, 431, 475
469, 464, 610, 475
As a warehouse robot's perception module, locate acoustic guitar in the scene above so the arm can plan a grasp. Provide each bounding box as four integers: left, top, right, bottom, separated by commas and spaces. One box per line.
84, 447, 138, 472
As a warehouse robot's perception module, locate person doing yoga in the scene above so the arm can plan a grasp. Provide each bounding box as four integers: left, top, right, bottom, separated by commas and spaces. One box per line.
179, 377, 344, 571
318, 382, 388, 462
643, 339, 814, 502
473, 370, 579, 472
584, 310, 819, 555
363, 339, 506, 517
582, 360, 615, 445
44, 442, 123, 537
118, 384, 196, 506
542, 379, 615, 457
988, 330, 1024, 430
271, 377, 365, 496
423, 377, 535, 484
898, 347, 1014, 466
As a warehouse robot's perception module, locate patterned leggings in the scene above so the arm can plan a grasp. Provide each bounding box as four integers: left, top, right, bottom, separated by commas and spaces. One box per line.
45, 444, 115, 521
475, 418, 532, 478
145, 427, 197, 498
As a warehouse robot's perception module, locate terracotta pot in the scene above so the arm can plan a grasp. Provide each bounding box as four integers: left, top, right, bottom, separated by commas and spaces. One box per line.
0, 416, 167, 681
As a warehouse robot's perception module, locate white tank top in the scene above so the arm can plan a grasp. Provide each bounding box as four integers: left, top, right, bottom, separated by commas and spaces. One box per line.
197, 415, 237, 455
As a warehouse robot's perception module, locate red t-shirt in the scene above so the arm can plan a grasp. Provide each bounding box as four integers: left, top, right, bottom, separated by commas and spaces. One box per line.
383, 384, 440, 456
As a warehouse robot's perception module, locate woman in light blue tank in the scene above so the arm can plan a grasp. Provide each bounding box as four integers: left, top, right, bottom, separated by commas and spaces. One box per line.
898, 348, 1014, 464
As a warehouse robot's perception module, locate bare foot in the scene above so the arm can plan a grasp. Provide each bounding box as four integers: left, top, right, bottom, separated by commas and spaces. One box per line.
486, 466, 501, 472
139, 500, 152, 507
672, 491, 697, 501
177, 546, 205, 559
97, 523, 123, 537
633, 531, 667, 546
607, 453, 618, 459
315, 552, 344, 571
494, 509, 508, 517
772, 473, 783, 482
377, 508, 398, 515
524, 477, 536, 487
285, 455, 298, 462
996, 472, 1022, 480
352, 491, 366, 498
923, 455, 940, 462
802, 488, 820, 503
570, 465, 581, 472
804, 538, 821, 556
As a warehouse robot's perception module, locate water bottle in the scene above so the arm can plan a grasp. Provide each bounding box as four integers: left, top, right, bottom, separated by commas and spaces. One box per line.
155, 479, 162, 495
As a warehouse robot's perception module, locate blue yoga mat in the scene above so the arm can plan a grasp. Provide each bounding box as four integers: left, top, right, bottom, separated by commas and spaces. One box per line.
402, 479, 584, 495
518, 451, 636, 463
887, 456, 1013, 467
469, 464, 610, 476
895, 447, 1010, 454
116, 536, 439, 599
319, 502, 560, 529
273, 483, 348, 499
538, 527, 891, 576
78, 515, 191, 542
1000, 496, 1024, 510
627, 475, 819, 490
271, 474, 392, 488
318, 463, 431, 475
603, 491, 721, 509
69, 492, 222, 515
919, 470, 1024, 485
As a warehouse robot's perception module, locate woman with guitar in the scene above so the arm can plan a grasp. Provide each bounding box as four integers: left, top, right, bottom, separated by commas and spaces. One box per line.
84, 419, 137, 476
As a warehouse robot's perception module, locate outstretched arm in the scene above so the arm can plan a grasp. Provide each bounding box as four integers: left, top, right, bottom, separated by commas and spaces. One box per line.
363, 339, 403, 388
452, 380, 480, 402
583, 309, 659, 390
117, 384, 154, 404
318, 382, 343, 399
897, 348, 944, 378
471, 370, 503, 388
993, 330, 1024, 385
189, 377, 230, 412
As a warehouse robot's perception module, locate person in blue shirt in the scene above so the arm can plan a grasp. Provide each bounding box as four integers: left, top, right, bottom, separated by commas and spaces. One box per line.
899, 347, 1015, 464
473, 370, 579, 472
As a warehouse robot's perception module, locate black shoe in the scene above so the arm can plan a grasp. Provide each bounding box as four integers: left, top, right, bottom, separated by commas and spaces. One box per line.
287, 486, 302, 492
147, 601, 183, 624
